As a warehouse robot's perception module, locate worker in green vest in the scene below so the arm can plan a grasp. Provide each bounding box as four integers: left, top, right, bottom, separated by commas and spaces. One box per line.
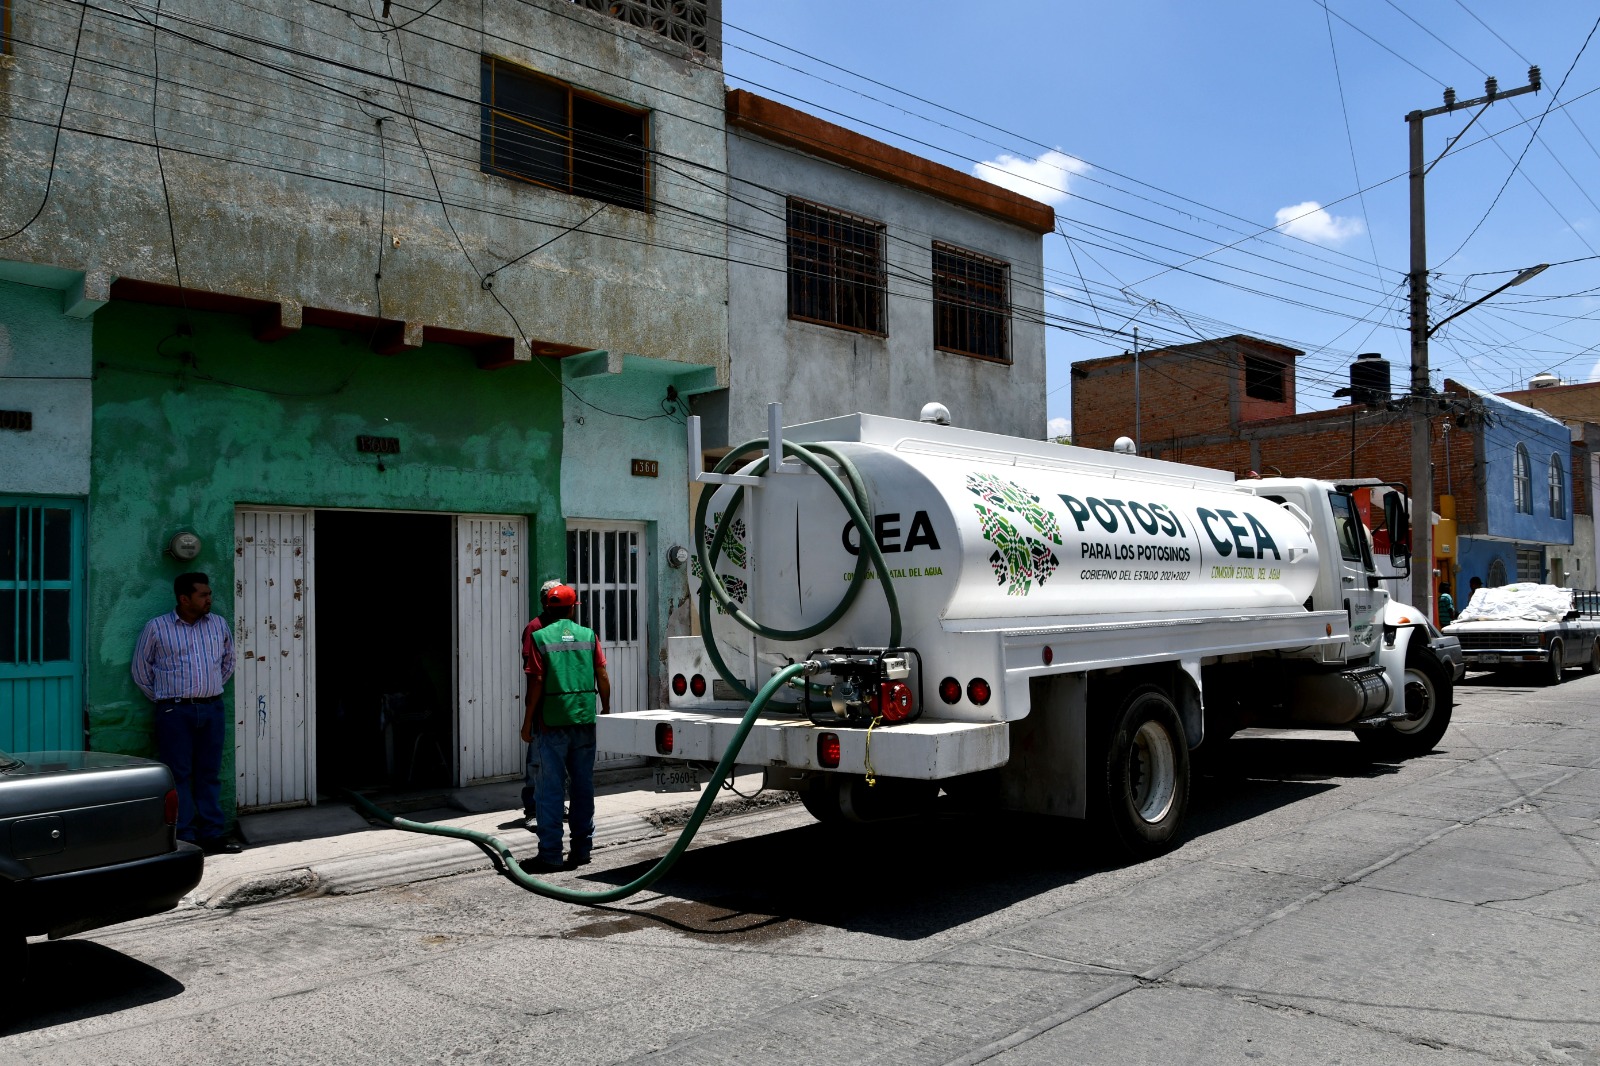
521, 584, 610, 872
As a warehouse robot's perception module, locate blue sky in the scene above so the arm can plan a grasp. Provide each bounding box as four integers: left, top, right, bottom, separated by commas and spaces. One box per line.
721, 1, 1600, 438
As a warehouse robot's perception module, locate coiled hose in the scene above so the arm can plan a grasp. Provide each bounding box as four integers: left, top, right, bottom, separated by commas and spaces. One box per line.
348, 436, 901, 903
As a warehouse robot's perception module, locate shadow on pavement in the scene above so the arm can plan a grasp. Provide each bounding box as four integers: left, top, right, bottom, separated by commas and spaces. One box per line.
577, 734, 1385, 941
5, 940, 185, 1035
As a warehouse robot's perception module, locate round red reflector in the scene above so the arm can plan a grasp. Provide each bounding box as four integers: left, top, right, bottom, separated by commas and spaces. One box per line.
880, 681, 913, 722
690, 674, 707, 697
1042, 646, 1054, 666
967, 678, 992, 705
654, 723, 674, 754
818, 732, 841, 768
671, 673, 687, 697
938, 677, 962, 704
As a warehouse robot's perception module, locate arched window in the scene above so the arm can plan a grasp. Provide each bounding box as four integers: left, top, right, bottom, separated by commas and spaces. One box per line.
1514, 444, 1532, 514
1549, 453, 1566, 519
1488, 557, 1508, 587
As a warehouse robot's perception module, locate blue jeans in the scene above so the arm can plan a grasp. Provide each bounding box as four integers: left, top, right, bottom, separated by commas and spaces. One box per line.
520, 740, 541, 815
535, 724, 596, 858
153, 698, 226, 842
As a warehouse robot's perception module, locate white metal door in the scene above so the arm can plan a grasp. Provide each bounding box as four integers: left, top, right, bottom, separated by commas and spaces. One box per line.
456, 515, 527, 784
234, 509, 315, 810
567, 522, 648, 769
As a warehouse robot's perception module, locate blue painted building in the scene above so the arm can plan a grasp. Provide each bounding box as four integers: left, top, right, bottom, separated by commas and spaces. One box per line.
1455, 386, 1573, 601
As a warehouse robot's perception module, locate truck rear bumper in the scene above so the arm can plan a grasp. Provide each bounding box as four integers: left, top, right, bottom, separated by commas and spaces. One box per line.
597, 712, 1009, 780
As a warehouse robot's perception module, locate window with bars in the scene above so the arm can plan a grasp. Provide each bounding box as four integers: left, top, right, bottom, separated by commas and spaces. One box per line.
1513, 443, 1532, 514
786, 198, 886, 335
1, 505, 74, 665
480, 56, 649, 211
932, 242, 1010, 362
1516, 547, 1543, 583
1549, 453, 1566, 519
566, 528, 640, 643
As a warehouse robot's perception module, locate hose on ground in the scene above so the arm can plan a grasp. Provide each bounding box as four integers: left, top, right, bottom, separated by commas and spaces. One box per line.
347, 433, 903, 902
345, 660, 812, 904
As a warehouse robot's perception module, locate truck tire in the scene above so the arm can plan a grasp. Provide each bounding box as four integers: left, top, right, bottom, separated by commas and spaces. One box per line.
1543, 641, 1566, 686
1092, 685, 1190, 858
1584, 640, 1600, 676
0, 927, 24, 1031
1359, 650, 1453, 759
799, 776, 847, 825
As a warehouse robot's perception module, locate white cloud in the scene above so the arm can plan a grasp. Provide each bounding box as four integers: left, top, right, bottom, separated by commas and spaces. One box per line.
1274, 201, 1364, 245
973, 149, 1086, 208
1048, 416, 1071, 440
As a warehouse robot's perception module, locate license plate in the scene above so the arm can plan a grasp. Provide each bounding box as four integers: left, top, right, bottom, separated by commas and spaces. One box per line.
654, 763, 702, 793
1476, 654, 1501, 664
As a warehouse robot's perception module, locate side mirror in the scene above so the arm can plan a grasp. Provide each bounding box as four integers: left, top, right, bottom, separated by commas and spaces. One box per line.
1383, 493, 1412, 576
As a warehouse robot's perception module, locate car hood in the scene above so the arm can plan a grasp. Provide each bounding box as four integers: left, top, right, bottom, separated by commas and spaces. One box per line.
0, 751, 160, 777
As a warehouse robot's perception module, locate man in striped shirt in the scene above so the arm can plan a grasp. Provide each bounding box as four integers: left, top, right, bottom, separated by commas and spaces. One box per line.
132, 572, 241, 854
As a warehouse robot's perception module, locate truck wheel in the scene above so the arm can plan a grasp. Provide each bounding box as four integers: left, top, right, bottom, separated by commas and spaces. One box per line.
1092, 685, 1190, 857
1359, 651, 1453, 759
1544, 641, 1566, 686
0, 928, 24, 1031
799, 776, 847, 825
1584, 640, 1600, 676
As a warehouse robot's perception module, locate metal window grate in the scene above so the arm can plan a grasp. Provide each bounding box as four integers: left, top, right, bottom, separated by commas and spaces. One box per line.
0, 505, 74, 666
570, 0, 708, 52
933, 242, 1010, 361
1549, 453, 1566, 519
786, 198, 886, 335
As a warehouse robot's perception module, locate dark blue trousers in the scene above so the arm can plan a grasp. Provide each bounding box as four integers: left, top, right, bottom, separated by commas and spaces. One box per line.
154, 697, 226, 842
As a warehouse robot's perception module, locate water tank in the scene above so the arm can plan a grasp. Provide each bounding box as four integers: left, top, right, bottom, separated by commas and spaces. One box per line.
1529, 372, 1563, 390
1349, 352, 1391, 406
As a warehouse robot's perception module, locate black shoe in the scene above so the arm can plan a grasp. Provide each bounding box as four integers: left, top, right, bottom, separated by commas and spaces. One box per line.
563, 852, 591, 870
200, 838, 243, 855
525, 852, 563, 874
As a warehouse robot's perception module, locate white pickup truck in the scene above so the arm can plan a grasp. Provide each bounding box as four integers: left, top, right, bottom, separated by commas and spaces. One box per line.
1443, 583, 1600, 684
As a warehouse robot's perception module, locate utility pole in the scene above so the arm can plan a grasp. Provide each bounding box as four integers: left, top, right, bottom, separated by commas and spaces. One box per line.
1405, 67, 1540, 613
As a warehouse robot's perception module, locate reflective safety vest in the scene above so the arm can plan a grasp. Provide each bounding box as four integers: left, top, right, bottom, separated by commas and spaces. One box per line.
531, 618, 599, 727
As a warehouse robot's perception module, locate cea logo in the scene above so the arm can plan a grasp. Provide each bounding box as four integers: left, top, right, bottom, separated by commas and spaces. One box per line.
841, 511, 941, 555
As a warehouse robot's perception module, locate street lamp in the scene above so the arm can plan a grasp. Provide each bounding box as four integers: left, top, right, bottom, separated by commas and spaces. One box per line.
1427, 264, 1549, 339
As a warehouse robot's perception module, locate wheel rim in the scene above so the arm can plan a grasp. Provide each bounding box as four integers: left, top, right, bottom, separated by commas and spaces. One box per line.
1127, 720, 1178, 823
1395, 666, 1436, 734
1552, 645, 1564, 681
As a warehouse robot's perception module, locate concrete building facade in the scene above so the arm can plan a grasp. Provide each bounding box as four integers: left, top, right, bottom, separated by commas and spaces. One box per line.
0, 0, 729, 817
711, 90, 1054, 446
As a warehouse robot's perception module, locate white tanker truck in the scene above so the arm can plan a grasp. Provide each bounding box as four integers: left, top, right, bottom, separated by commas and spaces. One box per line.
597, 407, 1454, 856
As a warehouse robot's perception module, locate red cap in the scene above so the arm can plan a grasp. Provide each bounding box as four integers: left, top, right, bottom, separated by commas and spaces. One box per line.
542, 584, 578, 607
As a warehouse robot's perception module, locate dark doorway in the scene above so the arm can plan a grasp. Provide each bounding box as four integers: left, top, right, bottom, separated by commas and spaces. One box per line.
314, 511, 454, 794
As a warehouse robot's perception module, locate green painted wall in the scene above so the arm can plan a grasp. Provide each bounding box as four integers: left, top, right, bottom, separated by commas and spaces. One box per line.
88, 304, 564, 821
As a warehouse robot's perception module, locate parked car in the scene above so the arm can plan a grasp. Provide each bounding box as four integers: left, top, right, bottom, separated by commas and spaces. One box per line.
1, 748, 204, 1012
1426, 619, 1467, 682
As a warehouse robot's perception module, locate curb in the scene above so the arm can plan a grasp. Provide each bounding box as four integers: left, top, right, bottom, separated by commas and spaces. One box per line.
194, 789, 798, 911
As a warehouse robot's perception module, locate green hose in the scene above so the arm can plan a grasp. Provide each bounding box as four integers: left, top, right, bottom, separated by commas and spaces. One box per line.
345, 660, 812, 904
347, 433, 904, 903
695, 438, 902, 701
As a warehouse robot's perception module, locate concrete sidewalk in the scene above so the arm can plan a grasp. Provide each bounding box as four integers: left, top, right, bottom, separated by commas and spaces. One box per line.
189, 768, 788, 910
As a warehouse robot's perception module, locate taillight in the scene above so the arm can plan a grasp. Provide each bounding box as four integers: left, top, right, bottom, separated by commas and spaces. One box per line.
655, 723, 674, 754
967, 678, 992, 705
1042, 645, 1054, 666
938, 677, 962, 704
671, 673, 687, 697
818, 732, 841, 768
879, 681, 913, 722
690, 674, 707, 697
164, 788, 179, 826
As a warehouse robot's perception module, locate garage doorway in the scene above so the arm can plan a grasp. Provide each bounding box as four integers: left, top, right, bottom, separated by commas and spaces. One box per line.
314, 511, 454, 793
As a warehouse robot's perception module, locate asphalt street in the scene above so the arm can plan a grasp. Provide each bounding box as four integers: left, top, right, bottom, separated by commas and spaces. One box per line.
4, 671, 1599, 1065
